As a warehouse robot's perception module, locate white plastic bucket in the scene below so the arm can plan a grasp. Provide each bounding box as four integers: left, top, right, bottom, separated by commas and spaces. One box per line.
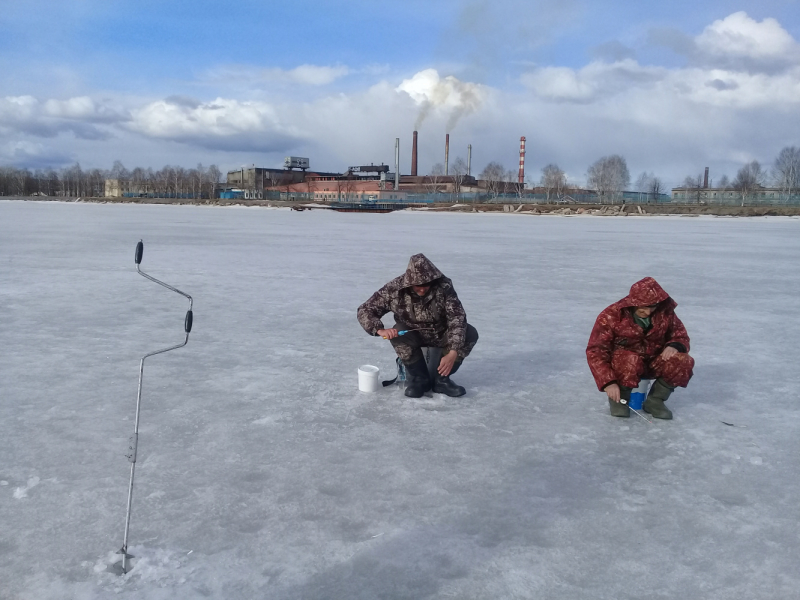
358, 365, 380, 392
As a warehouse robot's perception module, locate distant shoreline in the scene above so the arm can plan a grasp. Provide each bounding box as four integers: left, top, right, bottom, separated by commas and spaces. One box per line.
3, 196, 800, 217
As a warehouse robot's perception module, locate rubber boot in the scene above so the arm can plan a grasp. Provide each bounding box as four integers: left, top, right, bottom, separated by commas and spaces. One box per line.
432, 360, 466, 397
643, 378, 674, 420
404, 359, 432, 398
609, 385, 630, 418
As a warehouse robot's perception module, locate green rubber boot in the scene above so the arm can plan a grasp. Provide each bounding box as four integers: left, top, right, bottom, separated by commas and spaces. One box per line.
609, 386, 631, 418
643, 379, 674, 420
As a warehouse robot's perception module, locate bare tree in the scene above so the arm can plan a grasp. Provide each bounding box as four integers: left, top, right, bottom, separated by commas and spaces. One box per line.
427, 163, 445, 195
648, 176, 663, 202
635, 171, 654, 203
587, 155, 630, 203
207, 165, 222, 199
732, 160, 766, 206
772, 146, 800, 201
479, 162, 506, 200
450, 157, 468, 198
682, 174, 704, 204
541, 164, 566, 202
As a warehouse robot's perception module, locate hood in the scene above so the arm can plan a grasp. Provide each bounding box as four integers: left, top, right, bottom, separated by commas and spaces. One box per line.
619, 277, 674, 308
401, 253, 444, 287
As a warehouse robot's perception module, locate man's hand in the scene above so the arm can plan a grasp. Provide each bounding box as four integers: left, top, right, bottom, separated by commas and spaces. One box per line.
604, 383, 621, 403
377, 329, 399, 340
438, 350, 458, 376
660, 346, 679, 360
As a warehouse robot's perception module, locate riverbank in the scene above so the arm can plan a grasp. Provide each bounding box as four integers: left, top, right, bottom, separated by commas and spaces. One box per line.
5, 196, 800, 217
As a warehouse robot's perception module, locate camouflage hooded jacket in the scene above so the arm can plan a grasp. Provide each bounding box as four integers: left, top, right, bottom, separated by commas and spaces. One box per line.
586, 277, 691, 391
357, 254, 468, 352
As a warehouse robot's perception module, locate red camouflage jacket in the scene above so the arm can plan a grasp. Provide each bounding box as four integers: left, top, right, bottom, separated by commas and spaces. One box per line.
586, 277, 690, 391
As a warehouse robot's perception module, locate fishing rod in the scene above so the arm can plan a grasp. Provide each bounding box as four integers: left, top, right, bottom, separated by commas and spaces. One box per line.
381, 327, 436, 339
620, 398, 653, 424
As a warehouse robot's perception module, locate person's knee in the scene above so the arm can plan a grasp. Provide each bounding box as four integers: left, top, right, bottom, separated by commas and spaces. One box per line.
391, 343, 419, 364
611, 350, 645, 387
453, 324, 479, 360
659, 352, 694, 387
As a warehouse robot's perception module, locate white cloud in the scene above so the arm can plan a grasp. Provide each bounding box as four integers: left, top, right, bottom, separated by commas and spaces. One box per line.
128, 97, 306, 152
284, 64, 349, 86
650, 11, 800, 72
42, 96, 123, 122
202, 63, 350, 88
0, 95, 123, 139
696, 12, 800, 62
521, 55, 800, 110
521, 66, 598, 102
521, 60, 665, 103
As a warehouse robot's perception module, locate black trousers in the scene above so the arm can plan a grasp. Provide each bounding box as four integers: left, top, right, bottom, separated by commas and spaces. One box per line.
389, 321, 479, 365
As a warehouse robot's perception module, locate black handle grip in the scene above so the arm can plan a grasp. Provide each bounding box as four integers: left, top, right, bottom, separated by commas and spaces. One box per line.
135, 241, 143, 265
185, 310, 193, 333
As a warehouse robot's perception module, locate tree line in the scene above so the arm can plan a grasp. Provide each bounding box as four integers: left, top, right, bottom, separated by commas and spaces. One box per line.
0, 161, 223, 199
460, 144, 800, 203
681, 146, 800, 204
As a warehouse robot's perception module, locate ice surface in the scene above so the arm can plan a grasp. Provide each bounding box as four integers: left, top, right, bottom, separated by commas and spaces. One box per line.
1, 201, 799, 599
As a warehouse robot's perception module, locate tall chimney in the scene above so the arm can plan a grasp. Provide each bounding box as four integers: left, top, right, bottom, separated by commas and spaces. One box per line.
703, 167, 709, 188
411, 131, 418, 177
395, 138, 400, 191
467, 144, 472, 176
518, 136, 526, 185
445, 134, 450, 176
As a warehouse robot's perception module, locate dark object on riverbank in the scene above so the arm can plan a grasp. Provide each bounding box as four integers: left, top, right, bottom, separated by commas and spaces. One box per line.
330, 201, 410, 213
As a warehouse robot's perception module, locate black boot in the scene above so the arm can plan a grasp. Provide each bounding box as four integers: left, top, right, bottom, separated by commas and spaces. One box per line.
404, 359, 432, 398
432, 360, 466, 397
609, 386, 631, 418
643, 379, 674, 420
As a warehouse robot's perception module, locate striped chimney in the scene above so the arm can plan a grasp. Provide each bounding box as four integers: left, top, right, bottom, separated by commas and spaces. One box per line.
518, 136, 526, 185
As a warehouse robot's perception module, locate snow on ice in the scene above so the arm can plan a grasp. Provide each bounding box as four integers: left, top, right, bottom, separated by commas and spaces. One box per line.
1, 201, 799, 599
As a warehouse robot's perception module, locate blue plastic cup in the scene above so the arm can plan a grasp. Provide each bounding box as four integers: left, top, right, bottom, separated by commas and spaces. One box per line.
629, 379, 651, 410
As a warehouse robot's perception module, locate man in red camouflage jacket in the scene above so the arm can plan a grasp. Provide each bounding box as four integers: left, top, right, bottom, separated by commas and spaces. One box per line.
586, 277, 694, 419
358, 254, 478, 398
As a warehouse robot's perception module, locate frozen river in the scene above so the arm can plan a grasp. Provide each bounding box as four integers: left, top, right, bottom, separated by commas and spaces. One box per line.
1, 201, 799, 599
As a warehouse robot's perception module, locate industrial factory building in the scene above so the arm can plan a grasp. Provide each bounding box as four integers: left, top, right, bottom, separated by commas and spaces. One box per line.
222, 131, 500, 201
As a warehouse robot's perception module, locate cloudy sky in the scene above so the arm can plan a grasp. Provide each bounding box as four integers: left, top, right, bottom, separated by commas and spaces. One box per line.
1, 0, 799, 187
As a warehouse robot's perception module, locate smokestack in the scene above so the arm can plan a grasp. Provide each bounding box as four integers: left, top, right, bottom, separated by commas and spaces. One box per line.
703, 167, 709, 189
518, 136, 526, 185
467, 144, 472, 176
445, 134, 450, 176
411, 131, 418, 177
395, 138, 400, 191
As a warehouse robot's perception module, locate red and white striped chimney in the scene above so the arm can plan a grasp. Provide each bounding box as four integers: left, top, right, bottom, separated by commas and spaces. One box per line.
518, 136, 526, 185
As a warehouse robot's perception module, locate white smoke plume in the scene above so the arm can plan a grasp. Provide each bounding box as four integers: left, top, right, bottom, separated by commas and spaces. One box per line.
396, 69, 485, 132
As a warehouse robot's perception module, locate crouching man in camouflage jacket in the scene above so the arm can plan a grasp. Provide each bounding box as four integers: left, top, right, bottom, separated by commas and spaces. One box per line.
357, 254, 479, 398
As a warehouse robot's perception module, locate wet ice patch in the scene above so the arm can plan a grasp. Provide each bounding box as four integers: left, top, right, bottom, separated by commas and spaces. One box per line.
252, 415, 280, 425
13, 476, 40, 499
98, 545, 194, 587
